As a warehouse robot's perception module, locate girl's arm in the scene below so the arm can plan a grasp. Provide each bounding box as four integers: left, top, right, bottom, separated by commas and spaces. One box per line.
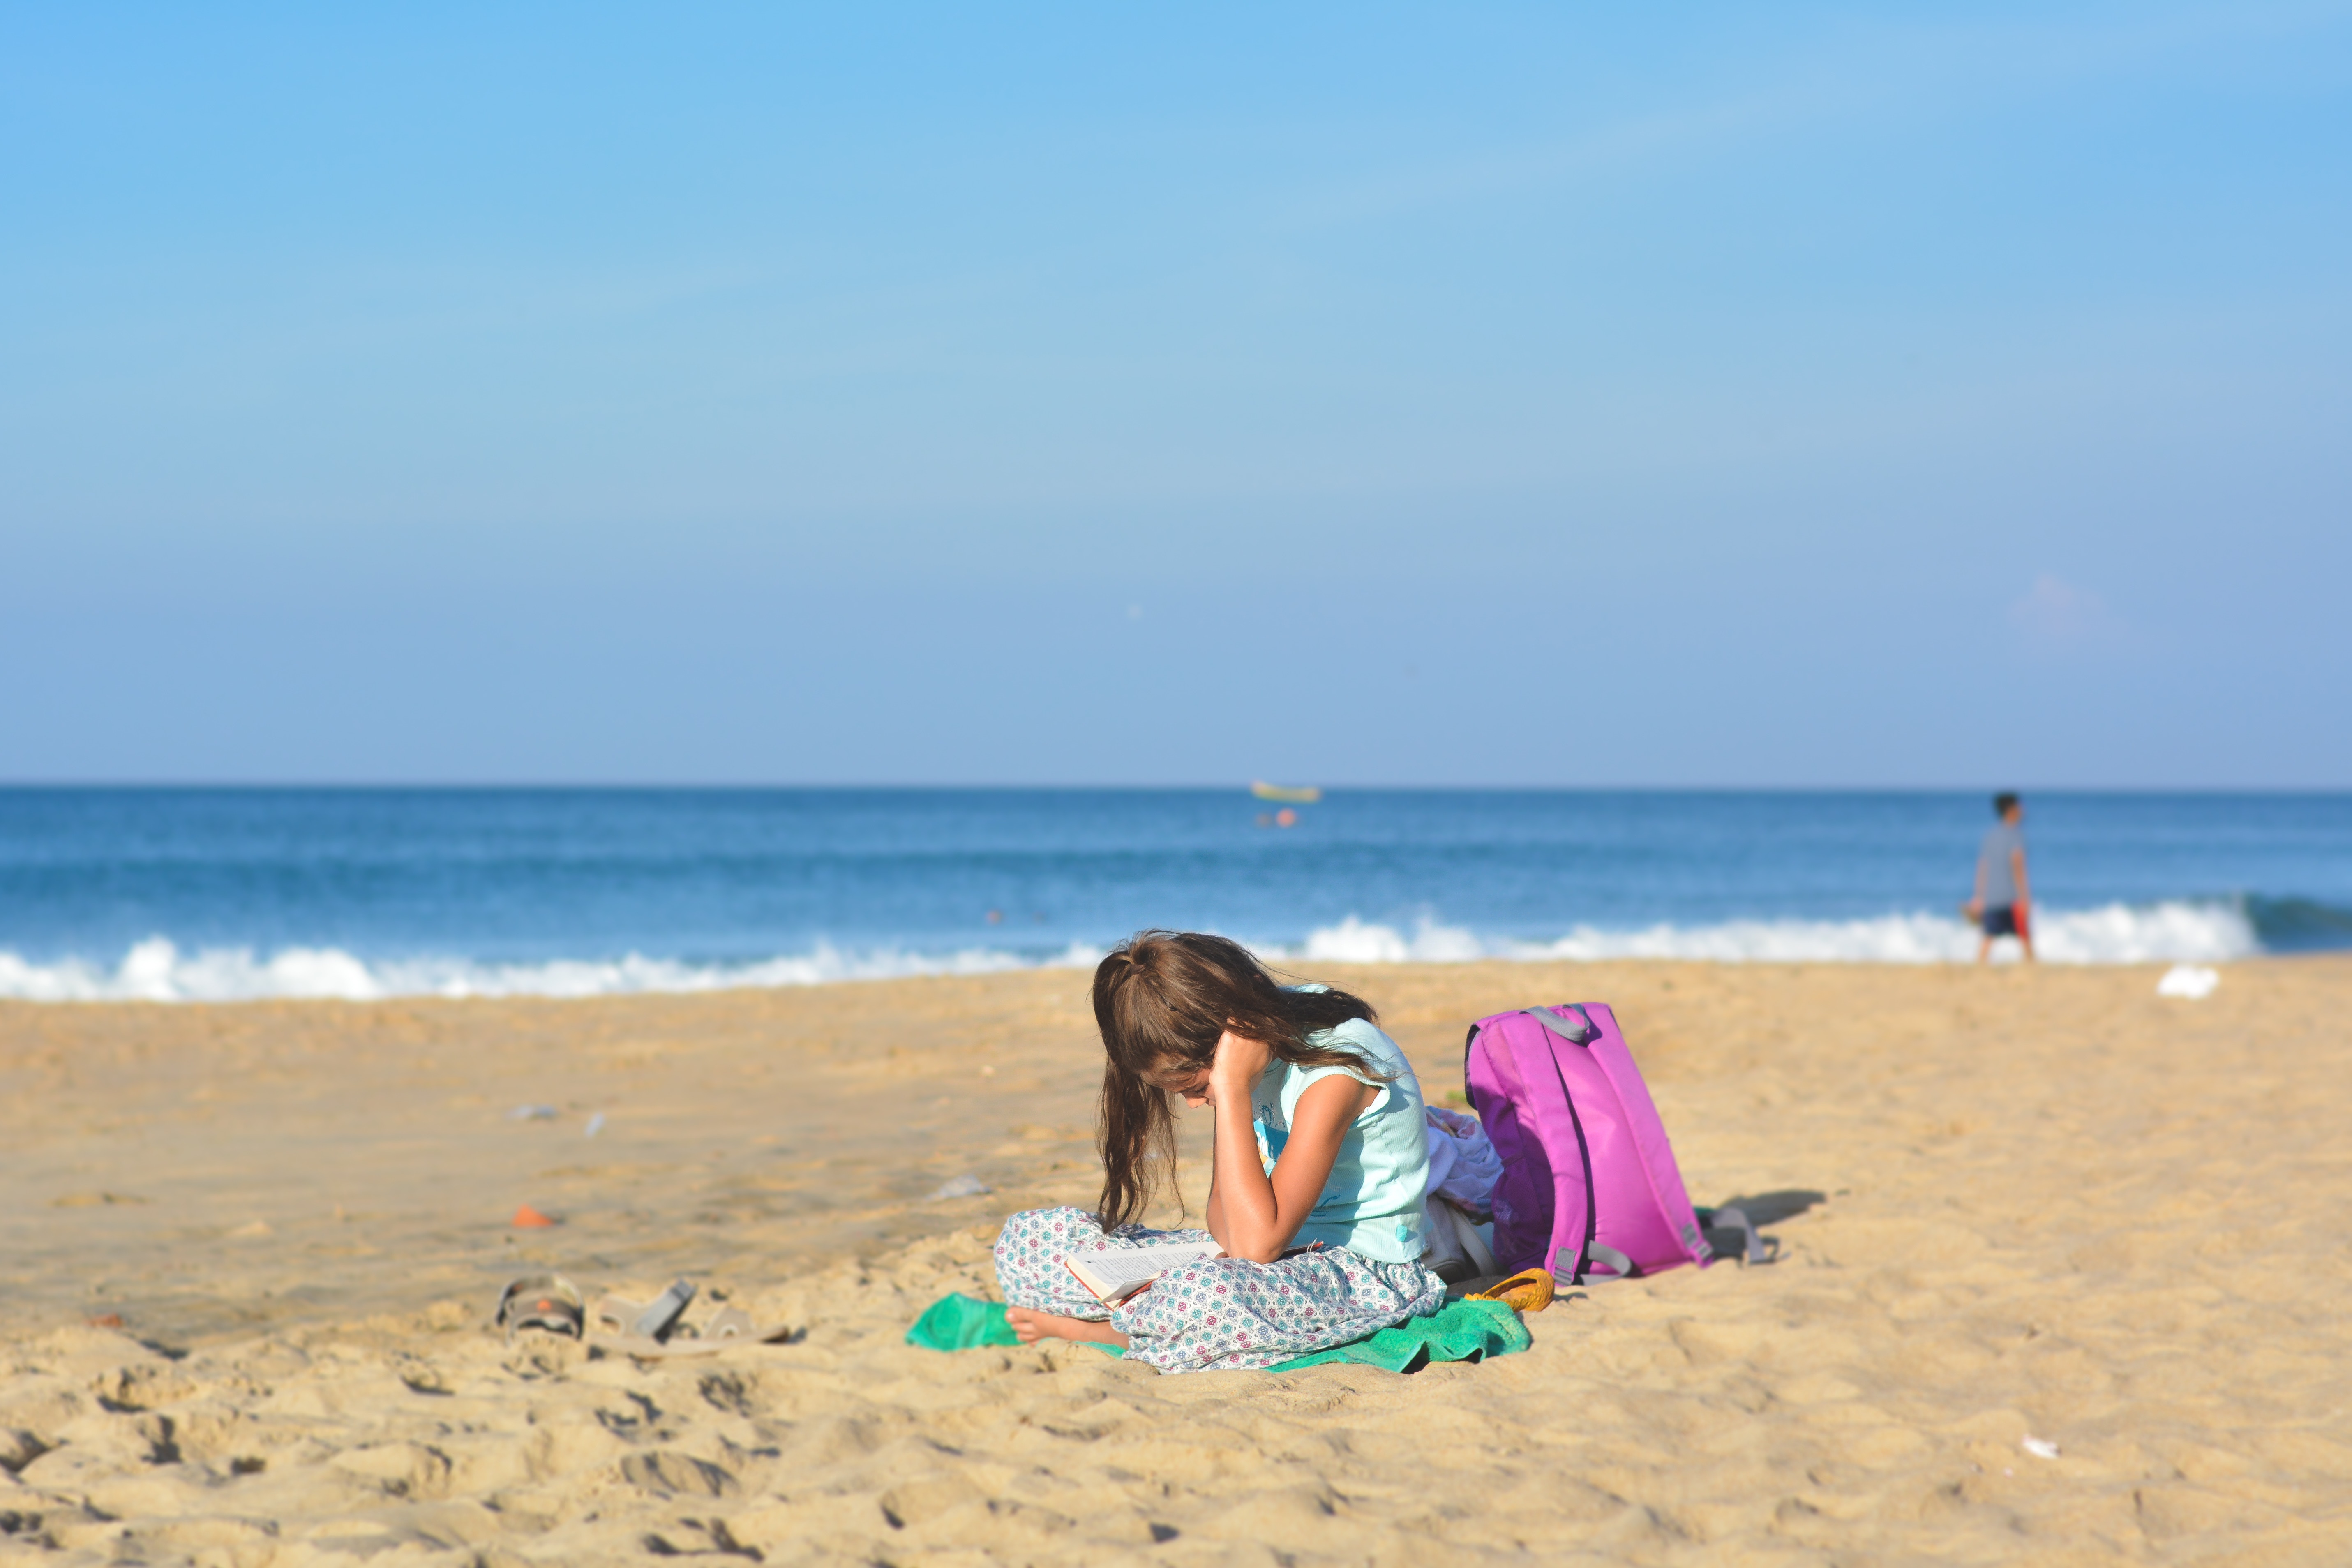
1207, 1030, 1373, 1264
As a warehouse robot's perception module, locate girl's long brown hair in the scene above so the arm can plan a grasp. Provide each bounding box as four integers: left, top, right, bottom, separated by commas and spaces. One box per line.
1091, 929, 1381, 1233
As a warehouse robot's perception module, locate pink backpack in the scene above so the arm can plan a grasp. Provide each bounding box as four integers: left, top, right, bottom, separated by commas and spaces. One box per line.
1465, 1003, 1720, 1285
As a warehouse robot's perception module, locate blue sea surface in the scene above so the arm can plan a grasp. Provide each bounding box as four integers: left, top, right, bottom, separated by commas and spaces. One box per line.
1, 789, 2347, 999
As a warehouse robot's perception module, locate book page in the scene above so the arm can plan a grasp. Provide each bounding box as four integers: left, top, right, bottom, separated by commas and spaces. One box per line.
1066, 1240, 1222, 1303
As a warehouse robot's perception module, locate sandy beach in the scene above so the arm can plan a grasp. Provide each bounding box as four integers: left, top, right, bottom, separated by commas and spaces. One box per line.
4, 957, 2349, 1565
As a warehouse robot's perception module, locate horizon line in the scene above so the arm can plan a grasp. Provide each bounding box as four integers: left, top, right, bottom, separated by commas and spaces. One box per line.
2, 781, 2347, 795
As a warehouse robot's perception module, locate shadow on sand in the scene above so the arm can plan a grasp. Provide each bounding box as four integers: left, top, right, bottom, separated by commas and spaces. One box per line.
1704, 1189, 1827, 1228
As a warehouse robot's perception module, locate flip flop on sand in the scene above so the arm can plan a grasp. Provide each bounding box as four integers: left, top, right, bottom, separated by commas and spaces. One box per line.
495, 1274, 586, 1342
1466, 1268, 1556, 1314
589, 1289, 796, 1359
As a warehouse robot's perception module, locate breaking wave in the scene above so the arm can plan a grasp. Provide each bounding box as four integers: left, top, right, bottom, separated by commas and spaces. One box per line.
0, 898, 2276, 1002
1288, 899, 2261, 967
0, 937, 1103, 1004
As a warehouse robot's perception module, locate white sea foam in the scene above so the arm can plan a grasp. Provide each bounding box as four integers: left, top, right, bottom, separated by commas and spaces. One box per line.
0, 901, 2258, 1003
0, 937, 1104, 1004
1295, 916, 1489, 964
1284, 900, 2259, 967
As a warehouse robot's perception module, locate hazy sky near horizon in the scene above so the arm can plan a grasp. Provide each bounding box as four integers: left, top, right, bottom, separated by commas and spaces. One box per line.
4, 3, 2347, 786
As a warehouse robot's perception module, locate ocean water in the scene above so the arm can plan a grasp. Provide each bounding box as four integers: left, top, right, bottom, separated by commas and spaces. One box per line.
2, 789, 2348, 1002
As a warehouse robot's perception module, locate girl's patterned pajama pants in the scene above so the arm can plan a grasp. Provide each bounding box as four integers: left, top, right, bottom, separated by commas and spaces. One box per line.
992, 1205, 1447, 1373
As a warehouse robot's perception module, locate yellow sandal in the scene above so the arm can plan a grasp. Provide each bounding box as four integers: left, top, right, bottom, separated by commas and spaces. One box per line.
1466, 1268, 1554, 1314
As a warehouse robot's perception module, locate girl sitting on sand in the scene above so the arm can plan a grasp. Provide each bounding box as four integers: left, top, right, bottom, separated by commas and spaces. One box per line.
995, 930, 1445, 1373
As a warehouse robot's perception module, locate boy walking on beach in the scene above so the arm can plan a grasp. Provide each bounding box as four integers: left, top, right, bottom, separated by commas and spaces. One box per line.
1967, 792, 2034, 963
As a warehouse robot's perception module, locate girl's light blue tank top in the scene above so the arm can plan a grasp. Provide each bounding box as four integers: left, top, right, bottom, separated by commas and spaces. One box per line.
1248, 1016, 1431, 1264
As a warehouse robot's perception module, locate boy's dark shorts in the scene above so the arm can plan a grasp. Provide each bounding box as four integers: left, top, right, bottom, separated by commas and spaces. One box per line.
1981, 904, 2020, 937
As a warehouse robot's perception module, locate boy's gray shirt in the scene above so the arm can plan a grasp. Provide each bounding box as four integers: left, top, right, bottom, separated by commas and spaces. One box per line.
1978, 822, 2026, 906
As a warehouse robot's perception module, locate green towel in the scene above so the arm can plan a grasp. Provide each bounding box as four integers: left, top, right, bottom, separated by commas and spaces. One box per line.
905, 1293, 1528, 1373
1267, 1297, 1528, 1372
905, 1292, 1038, 1351
904, 1292, 1126, 1356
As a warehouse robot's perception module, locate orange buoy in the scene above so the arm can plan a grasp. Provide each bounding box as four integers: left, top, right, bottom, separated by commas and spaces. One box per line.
511, 1204, 559, 1228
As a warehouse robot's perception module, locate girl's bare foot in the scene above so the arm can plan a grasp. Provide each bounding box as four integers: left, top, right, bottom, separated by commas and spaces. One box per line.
1005, 1306, 1130, 1350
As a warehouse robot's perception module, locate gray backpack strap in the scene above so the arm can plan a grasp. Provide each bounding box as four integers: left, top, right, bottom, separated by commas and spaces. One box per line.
1701, 1205, 1777, 1266
1523, 1005, 1596, 1045
1556, 1240, 1638, 1286
1584, 1241, 1636, 1280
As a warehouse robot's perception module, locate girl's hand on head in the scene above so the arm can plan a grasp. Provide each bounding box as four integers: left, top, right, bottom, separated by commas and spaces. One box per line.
1210, 1029, 1273, 1096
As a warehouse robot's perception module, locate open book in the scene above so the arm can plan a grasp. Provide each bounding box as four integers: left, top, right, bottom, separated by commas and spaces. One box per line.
1065, 1240, 1223, 1306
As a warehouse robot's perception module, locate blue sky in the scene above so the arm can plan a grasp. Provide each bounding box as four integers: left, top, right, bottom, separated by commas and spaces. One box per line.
3, 3, 2346, 785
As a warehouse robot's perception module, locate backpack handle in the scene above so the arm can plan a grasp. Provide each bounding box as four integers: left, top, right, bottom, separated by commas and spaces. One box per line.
1524, 1005, 1597, 1045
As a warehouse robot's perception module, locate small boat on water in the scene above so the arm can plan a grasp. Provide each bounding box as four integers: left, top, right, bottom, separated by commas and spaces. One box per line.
1249, 781, 1322, 804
